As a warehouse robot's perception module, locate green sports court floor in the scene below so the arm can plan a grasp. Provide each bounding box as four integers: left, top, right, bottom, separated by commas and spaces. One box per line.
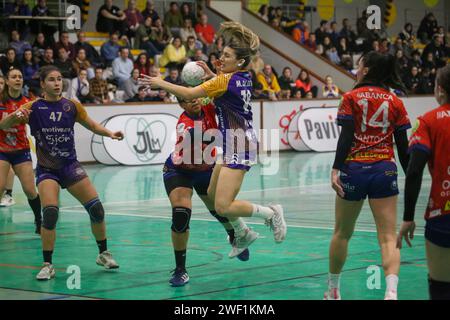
0, 152, 430, 300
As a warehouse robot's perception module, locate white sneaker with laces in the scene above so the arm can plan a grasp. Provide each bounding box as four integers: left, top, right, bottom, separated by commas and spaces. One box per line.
0, 194, 16, 207
36, 263, 55, 281
96, 250, 119, 269
323, 288, 341, 300
228, 228, 259, 258
384, 290, 398, 300
266, 204, 287, 243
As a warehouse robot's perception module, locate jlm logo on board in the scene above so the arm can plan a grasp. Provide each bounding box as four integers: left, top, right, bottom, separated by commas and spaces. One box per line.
133, 131, 162, 155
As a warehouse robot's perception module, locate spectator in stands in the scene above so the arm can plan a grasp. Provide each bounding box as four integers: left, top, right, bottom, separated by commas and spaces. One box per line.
195, 14, 216, 50
292, 21, 309, 45
190, 48, 208, 63
54, 47, 75, 90
180, 18, 198, 44
422, 34, 447, 68
317, 36, 332, 57
0, 49, 20, 77
370, 39, 380, 53
422, 52, 437, 71
89, 67, 111, 104
124, 0, 144, 40
134, 52, 152, 77
185, 36, 200, 58
209, 36, 224, 56
101, 32, 121, 67
404, 37, 416, 59
252, 82, 270, 100
258, 5, 269, 22
135, 16, 161, 58
278, 67, 295, 99
159, 36, 187, 70
356, 10, 369, 38
68, 68, 93, 103
96, 0, 127, 35
417, 12, 438, 43
152, 17, 172, 52
379, 38, 390, 54
4, 0, 31, 35
270, 18, 282, 32
181, 2, 197, 26
9, 30, 31, 60
74, 31, 102, 67
276, 6, 299, 35
304, 33, 318, 52
30, 0, 56, 36
151, 89, 171, 102
126, 86, 153, 102
388, 38, 405, 56
339, 18, 356, 51
164, 2, 184, 36
32, 33, 51, 60
142, 0, 159, 22
295, 70, 318, 98
54, 31, 76, 60
341, 56, 355, 75
207, 52, 219, 74
322, 75, 339, 98
416, 68, 435, 94
268, 6, 276, 22
314, 20, 328, 46
21, 49, 40, 92
395, 49, 410, 78
112, 47, 134, 88
326, 46, 341, 65
404, 66, 420, 94
328, 21, 339, 46
72, 48, 95, 80
164, 68, 183, 85
337, 37, 351, 60
257, 64, 281, 99
409, 50, 422, 70
123, 68, 141, 101
399, 23, 414, 42
38, 47, 54, 67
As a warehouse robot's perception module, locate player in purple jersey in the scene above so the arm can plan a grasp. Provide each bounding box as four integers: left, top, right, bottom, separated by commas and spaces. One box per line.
0, 66, 124, 281
139, 22, 287, 258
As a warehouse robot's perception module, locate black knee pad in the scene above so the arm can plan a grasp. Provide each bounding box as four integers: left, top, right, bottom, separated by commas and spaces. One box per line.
42, 206, 59, 230
209, 210, 229, 224
428, 276, 450, 300
84, 198, 105, 224
171, 207, 191, 233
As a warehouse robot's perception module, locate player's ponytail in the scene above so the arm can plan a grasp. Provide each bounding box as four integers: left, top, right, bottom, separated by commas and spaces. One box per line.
217, 21, 260, 67
436, 64, 450, 102
359, 51, 407, 94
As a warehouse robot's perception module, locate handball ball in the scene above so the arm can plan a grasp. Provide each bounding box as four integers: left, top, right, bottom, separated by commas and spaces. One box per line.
181, 62, 205, 86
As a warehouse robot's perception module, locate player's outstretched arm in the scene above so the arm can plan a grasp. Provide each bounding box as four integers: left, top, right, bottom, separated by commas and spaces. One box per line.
139, 75, 207, 101
78, 115, 124, 140
0, 108, 31, 129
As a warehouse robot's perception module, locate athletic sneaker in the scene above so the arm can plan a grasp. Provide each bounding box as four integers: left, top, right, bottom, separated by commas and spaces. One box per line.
228, 235, 250, 261
266, 204, 287, 243
228, 228, 259, 259
36, 263, 55, 281
169, 268, 189, 287
0, 194, 15, 207
384, 290, 398, 300
323, 288, 341, 300
96, 251, 119, 269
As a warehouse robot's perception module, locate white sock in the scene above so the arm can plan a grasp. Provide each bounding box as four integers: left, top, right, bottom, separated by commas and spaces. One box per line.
251, 204, 274, 220
229, 218, 248, 237
328, 273, 341, 290
385, 274, 399, 293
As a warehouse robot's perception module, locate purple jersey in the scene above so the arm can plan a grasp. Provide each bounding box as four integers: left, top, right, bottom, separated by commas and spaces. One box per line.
22, 98, 88, 169
200, 71, 257, 169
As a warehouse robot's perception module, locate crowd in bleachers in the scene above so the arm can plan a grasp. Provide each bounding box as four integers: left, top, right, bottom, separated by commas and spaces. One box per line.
257, 4, 450, 95
0, 0, 449, 104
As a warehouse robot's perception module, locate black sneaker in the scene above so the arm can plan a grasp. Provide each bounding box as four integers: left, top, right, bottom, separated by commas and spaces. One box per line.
169, 268, 189, 287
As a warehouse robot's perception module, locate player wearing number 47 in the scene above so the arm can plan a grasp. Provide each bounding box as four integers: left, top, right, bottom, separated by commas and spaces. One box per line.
0, 66, 124, 281
139, 22, 287, 259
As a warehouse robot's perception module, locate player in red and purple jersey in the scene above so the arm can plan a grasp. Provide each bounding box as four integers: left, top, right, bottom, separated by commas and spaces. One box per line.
0, 66, 124, 281
164, 96, 250, 287
326, 52, 411, 300
140, 22, 286, 261
0, 68, 42, 233
397, 65, 450, 300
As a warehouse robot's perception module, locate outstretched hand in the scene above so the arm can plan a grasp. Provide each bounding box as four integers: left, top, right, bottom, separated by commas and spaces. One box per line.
138, 74, 164, 90
110, 131, 124, 140
196, 61, 216, 80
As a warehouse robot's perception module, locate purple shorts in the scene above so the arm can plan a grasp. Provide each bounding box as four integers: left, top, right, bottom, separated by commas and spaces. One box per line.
0, 150, 32, 166
36, 161, 88, 189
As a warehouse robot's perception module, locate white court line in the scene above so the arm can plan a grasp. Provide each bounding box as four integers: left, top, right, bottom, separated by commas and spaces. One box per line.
60, 208, 424, 236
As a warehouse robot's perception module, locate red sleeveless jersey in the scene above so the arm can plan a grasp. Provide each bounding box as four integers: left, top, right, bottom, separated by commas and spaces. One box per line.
0, 95, 31, 152
337, 85, 411, 163
409, 103, 450, 220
